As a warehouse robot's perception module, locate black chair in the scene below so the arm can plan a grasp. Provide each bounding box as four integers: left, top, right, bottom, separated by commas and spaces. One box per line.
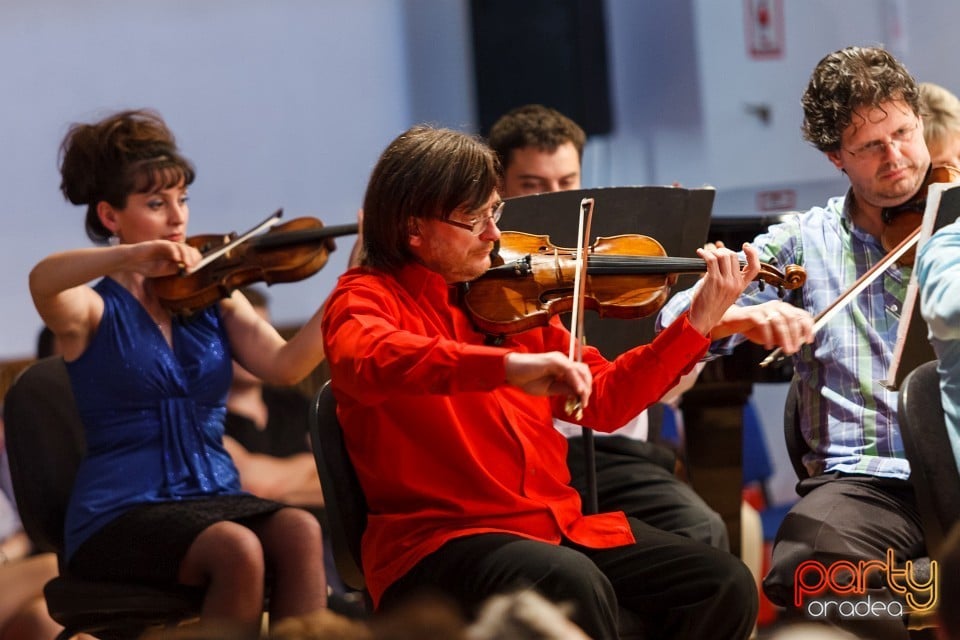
3, 356, 203, 640
307, 380, 367, 595
783, 373, 811, 482
898, 360, 960, 558
782, 371, 938, 636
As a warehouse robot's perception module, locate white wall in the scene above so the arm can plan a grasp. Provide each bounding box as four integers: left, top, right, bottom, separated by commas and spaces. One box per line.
0, 0, 415, 357
4, 0, 960, 359
603, 0, 960, 217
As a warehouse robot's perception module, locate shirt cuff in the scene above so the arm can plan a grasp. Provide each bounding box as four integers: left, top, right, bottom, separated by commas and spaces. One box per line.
455, 344, 511, 390
648, 311, 711, 369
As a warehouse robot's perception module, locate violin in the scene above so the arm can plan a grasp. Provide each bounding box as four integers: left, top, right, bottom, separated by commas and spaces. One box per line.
150, 211, 358, 315
880, 164, 960, 265
461, 231, 806, 337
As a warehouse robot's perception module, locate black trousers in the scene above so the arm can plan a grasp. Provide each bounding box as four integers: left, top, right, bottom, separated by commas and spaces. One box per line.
566, 435, 729, 550
762, 473, 925, 640
380, 518, 757, 640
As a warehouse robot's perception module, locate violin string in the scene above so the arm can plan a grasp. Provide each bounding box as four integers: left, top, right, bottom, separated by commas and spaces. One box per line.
565, 198, 594, 421
584, 256, 709, 272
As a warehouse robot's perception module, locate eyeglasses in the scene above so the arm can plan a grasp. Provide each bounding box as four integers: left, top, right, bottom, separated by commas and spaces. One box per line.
843, 120, 920, 159
441, 201, 504, 235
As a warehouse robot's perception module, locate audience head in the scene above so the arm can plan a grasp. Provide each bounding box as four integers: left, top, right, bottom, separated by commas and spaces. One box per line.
767, 622, 860, 640
920, 82, 960, 168
58, 108, 196, 244
368, 593, 467, 640
269, 594, 466, 640
466, 590, 590, 640
801, 46, 921, 154
270, 608, 374, 640
255, 591, 590, 640
487, 104, 585, 197
360, 125, 500, 273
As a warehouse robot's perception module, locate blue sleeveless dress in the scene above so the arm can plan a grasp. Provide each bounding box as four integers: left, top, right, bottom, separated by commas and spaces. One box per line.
64, 277, 283, 581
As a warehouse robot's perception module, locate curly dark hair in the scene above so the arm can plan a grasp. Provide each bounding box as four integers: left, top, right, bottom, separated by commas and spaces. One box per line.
361, 125, 500, 271
59, 109, 196, 244
486, 104, 586, 172
801, 46, 920, 153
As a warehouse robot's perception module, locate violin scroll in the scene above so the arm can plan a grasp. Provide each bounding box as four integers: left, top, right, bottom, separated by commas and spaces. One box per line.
757, 262, 807, 294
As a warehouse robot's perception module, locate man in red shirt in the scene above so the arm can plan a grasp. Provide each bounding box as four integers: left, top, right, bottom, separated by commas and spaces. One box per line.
488, 103, 730, 551
321, 125, 760, 639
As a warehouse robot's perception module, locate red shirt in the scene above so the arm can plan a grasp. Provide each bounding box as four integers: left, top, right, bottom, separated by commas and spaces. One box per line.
321, 262, 709, 606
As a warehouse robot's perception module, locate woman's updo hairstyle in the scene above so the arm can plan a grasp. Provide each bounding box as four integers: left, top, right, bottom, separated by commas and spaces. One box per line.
59, 109, 196, 243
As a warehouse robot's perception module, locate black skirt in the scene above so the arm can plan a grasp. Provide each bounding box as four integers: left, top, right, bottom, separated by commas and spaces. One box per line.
67, 494, 286, 585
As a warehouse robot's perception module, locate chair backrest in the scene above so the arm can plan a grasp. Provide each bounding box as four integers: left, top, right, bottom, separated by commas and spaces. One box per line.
898, 360, 960, 556
783, 373, 811, 481
308, 380, 367, 591
3, 356, 204, 638
3, 356, 86, 558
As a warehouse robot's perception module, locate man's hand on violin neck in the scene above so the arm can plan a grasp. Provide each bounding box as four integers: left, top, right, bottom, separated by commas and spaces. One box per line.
708, 300, 814, 353
504, 352, 592, 408
686, 243, 761, 337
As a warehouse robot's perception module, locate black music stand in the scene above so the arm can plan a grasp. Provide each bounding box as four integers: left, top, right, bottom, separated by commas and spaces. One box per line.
500, 186, 716, 513
885, 182, 960, 389
500, 186, 716, 356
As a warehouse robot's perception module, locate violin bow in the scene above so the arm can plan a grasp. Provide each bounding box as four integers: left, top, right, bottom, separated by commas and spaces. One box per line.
184, 209, 284, 275
759, 225, 920, 367
566, 197, 594, 419
567, 197, 600, 516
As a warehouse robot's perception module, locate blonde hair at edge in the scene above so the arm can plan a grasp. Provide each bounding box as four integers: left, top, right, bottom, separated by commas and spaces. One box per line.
466, 590, 591, 640
920, 81, 960, 168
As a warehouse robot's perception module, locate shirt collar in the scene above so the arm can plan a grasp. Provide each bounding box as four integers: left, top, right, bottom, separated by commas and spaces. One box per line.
396, 261, 456, 308
840, 188, 884, 249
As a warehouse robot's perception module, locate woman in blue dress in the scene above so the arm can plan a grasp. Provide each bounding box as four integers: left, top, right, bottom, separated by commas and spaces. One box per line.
29, 109, 327, 635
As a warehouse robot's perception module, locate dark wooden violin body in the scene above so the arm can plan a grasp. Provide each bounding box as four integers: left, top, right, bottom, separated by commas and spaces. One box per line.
880, 164, 960, 265
461, 231, 806, 336
150, 215, 358, 315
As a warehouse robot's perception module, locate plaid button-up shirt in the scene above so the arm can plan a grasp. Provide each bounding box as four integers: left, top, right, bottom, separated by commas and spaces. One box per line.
658, 193, 911, 480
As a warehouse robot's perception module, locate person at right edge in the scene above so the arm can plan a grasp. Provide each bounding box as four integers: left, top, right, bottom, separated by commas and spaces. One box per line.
659, 46, 939, 640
